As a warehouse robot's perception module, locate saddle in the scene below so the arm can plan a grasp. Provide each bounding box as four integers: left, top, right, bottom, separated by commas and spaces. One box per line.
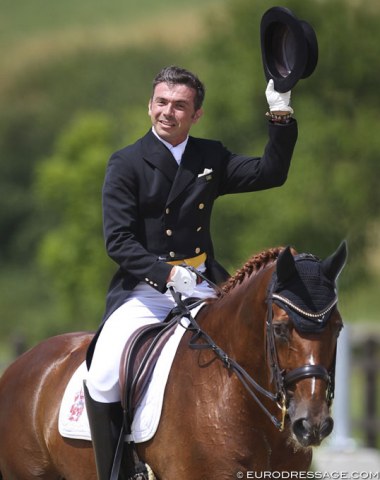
118, 296, 203, 433
119, 316, 179, 432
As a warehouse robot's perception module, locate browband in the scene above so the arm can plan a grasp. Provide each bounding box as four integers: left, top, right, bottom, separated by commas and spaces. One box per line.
272, 293, 338, 320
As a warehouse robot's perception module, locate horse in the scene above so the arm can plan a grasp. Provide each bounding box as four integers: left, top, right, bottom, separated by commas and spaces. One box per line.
0, 242, 347, 479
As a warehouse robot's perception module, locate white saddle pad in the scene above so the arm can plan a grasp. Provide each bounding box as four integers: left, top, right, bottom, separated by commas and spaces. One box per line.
59, 308, 203, 443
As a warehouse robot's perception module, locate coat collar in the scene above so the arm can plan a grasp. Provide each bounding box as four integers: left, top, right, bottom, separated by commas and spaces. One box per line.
141, 130, 204, 205
166, 138, 203, 205
141, 130, 178, 182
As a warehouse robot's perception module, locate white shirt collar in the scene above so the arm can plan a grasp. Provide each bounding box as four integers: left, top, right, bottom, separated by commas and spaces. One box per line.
152, 127, 189, 164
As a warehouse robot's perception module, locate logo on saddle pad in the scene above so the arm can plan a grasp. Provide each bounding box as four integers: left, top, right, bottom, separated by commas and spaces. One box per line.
68, 388, 85, 423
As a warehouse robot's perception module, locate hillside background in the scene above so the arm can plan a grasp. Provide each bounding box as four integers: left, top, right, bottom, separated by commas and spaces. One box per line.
1, 0, 380, 435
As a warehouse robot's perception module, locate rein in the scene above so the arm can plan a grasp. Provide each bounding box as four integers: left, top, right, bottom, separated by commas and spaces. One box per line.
171, 266, 337, 432
170, 284, 287, 430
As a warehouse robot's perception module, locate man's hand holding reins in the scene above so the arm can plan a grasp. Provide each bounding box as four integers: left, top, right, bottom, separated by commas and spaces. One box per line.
167, 266, 197, 295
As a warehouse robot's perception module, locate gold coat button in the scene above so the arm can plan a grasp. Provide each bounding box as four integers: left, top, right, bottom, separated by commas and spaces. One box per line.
198, 203, 205, 210
195, 247, 201, 254
166, 208, 170, 214
169, 251, 176, 258
197, 226, 202, 232
166, 229, 173, 236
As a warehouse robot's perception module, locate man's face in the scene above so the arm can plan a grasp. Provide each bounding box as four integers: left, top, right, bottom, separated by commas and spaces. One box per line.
148, 82, 203, 146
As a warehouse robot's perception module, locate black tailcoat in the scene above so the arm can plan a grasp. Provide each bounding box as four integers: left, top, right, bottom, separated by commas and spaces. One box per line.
86, 122, 297, 365
101, 122, 297, 321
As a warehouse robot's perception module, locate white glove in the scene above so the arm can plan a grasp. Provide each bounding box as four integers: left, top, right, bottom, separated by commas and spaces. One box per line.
167, 266, 197, 295
265, 79, 293, 113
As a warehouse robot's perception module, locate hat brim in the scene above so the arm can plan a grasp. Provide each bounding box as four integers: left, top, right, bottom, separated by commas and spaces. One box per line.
260, 7, 318, 92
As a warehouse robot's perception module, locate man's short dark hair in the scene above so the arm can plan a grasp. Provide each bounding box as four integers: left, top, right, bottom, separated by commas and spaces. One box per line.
152, 66, 205, 111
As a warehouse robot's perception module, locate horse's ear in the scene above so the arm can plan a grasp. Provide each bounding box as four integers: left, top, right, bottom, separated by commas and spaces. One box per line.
276, 246, 297, 284
321, 240, 348, 282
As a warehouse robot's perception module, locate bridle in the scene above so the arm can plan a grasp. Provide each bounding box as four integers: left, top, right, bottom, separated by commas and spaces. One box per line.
171, 266, 338, 432
265, 280, 338, 430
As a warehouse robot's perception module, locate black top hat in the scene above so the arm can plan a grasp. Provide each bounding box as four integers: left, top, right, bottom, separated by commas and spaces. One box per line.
260, 6, 318, 92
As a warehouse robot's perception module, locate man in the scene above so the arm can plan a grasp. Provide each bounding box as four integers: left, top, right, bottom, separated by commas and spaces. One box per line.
85, 65, 297, 479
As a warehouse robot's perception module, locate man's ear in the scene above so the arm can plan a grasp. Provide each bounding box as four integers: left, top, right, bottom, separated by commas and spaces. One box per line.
148, 99, 153, 115
193, 108, 203, 124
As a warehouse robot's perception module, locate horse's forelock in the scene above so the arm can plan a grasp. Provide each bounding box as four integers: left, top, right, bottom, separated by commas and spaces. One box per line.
219, 247, 287, 296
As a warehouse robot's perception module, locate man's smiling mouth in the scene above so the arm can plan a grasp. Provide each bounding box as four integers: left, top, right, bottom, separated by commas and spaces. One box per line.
159, 120, 175, 127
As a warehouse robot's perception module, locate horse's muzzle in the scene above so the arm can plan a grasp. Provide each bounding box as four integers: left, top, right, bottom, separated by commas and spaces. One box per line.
292, 415, 334, 447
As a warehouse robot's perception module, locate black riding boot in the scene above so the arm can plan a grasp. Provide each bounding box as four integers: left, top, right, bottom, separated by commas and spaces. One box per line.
83, 381, 123, 480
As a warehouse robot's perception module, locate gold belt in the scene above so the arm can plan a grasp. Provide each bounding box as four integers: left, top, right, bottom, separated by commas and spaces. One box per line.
167, 252, 207, 268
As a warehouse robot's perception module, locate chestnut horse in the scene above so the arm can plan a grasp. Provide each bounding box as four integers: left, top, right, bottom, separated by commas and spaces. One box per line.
0, 243, 347, 479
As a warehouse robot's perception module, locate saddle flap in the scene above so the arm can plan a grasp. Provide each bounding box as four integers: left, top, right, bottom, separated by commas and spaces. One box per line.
119, 318, 179, 429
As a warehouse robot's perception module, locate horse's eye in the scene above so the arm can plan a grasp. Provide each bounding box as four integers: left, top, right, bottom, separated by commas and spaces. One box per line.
335, 323, 344, 338
273, 322, 291, 342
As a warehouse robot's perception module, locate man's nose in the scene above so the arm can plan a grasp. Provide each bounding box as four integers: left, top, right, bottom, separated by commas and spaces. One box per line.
163, 104, 174, 116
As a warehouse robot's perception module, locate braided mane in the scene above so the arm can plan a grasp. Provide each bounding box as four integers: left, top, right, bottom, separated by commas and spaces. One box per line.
219, 247, 285, 296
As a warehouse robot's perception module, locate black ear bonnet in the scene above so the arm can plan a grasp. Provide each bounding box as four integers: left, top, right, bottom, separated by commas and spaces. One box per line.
270, 242, 347, 333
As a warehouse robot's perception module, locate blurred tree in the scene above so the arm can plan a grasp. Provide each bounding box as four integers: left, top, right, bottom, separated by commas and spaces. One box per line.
35, 105, 150, 329
35, 113, 116, 328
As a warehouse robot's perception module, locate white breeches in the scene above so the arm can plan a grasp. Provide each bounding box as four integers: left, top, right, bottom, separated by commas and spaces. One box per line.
86, 279, 216, 403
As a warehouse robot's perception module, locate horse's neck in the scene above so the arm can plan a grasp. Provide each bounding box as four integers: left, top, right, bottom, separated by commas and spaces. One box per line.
201, 276, 269, 384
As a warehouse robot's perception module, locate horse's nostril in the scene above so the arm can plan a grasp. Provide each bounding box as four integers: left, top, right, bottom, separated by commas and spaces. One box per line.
293, 418, 310, 439
292, 416, 334, 447
320, 417, 334, 439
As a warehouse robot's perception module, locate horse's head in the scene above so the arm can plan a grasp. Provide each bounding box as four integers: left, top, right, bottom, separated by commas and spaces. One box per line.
268, 241, 347, 447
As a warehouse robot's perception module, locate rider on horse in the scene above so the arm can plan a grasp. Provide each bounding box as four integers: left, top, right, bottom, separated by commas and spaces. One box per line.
84, 65, 298, 479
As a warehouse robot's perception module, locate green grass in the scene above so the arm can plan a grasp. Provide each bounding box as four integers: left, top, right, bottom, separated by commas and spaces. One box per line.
1, 0, 227, 93
1, 0, 225, 58
1, 0, 222, 44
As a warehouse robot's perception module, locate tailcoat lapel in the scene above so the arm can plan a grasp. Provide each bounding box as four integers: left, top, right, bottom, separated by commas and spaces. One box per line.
166, 138, 203, 205
141, 131, 178, 182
